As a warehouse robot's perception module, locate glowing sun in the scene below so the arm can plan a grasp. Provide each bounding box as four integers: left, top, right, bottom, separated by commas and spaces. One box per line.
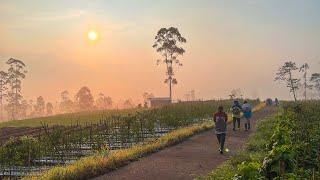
88, 30, 98, 41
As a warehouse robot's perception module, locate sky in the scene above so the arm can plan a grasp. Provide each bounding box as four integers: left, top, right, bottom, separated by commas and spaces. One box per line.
0, 0, 320, 104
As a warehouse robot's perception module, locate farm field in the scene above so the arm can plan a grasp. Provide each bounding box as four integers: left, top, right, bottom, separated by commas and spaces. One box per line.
0, 100, 260, 178
0, 108, 140, 128
0, 108, 141, 145
0, 100, 259, 145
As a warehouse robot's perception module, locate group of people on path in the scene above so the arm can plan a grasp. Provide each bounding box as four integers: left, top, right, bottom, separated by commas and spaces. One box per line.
213, 100, 253, 154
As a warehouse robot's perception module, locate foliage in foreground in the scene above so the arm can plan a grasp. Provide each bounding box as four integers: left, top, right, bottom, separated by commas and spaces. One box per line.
25, 122, 214, 180
205, 101, 320, 180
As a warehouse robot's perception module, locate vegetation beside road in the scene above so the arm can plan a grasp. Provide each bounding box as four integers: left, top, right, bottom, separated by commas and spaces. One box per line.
204, 101, 320, 180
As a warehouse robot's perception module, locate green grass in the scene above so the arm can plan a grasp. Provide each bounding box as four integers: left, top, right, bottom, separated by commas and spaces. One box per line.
0, 108, 140, 128
202, 116, 278, 180
25, 121, 214, 180
0, 100, 262, 128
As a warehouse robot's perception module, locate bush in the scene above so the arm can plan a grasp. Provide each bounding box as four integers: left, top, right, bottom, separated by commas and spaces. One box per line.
233, 161, 263, 180
0, 136, 39, 166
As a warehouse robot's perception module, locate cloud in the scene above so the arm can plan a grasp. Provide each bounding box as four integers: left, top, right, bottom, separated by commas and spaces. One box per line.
27, 10, 86, 21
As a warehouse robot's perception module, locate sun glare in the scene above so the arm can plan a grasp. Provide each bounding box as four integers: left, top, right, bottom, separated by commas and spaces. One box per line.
88, 30, 98, 41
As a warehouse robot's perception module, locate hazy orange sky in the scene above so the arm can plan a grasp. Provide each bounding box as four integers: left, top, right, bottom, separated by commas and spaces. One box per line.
1, 0, 320, 104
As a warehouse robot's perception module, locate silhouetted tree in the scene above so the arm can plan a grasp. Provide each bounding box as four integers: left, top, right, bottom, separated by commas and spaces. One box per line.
229, 89, 243, 100
46, 102, 53, 115
5, 58, 27, 120
28, 99, 34, 117
123, 99, 134, 109
275, 61, 300, 101
299, 63, 312, 100
34, 96, 45, 116
19, 99, 28, 118
96, 93, 112, 110
75, 86, 94, 111
0, 71, 8, 120
310, 73, 320, 98
153, 27, 186, 100
59, 90, 74, 113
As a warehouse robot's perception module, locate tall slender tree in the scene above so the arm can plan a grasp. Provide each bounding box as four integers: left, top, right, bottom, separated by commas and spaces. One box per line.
299, 63, 312, 100
310, 73, 320, 98
6, 58, 27, 120
0, 71, 8, 120
275, 61, 300, 101
153, 27, 186, 100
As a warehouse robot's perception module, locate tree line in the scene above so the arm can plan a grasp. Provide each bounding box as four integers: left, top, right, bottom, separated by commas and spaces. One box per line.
0, 58, 114, 121
275, 61, 320, 101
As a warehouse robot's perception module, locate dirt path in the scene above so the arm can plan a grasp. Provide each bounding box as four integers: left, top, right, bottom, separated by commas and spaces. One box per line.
93, 107, 277, 180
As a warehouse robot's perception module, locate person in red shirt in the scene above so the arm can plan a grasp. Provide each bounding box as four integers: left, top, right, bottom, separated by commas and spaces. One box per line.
214, 106, 228, 154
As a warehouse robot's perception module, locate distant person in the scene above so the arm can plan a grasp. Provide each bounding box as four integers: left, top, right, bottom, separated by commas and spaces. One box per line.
266, 98, 273, 106
214, 106, 228, 154
242, 101, 252, 131
275, 98, 279, 106
231, 100, 242, 131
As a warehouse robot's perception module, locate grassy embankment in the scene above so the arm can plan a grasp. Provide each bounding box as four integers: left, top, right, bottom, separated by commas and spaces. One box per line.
0, 108, 140, 128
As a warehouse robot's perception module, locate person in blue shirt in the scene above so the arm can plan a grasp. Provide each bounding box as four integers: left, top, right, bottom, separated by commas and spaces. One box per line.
242, 100, 252, 131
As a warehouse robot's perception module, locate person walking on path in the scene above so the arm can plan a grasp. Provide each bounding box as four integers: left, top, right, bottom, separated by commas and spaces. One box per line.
214, 106, 228, 154
242, 100, 252, 131
275, 98, 279, 106
231, 100, 242, 131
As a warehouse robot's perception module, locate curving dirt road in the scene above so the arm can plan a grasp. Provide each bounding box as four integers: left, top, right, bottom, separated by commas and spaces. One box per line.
93, 106, 277, 180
